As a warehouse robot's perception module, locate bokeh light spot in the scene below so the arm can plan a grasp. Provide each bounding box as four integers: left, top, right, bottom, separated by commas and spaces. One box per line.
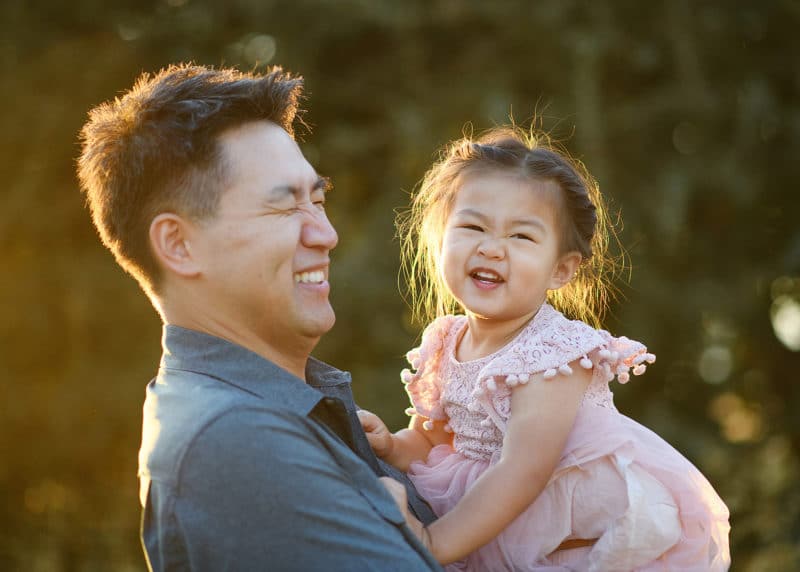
698, 344, 733, 384
770, 275, 798, 299
226, 34, 278, 67
244, 34, 277, 65
672, 121, 700, 155
771, 295, 800, 351
117, 24, 142, 42
709, 392, 763, 443
24, 480, 73, 514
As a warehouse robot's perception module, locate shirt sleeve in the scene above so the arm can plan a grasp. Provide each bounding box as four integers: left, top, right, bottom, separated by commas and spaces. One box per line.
151, 406, 440, 572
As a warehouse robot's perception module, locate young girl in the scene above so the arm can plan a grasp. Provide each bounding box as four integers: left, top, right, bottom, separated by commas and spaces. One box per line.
358, 127, 731, 571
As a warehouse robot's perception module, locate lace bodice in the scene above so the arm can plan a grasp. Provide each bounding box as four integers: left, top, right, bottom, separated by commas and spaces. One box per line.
403, 304, 656, 461
439, 328, 505, 460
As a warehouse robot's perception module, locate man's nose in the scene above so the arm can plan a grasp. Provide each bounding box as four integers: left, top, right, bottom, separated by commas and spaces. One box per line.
301, 209, 338, 250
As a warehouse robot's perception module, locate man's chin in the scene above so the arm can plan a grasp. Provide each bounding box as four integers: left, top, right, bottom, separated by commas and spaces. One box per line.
302, 308, 336, 339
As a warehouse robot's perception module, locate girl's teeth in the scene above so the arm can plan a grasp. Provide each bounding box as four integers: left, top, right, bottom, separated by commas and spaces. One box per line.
474, 271, 500, 281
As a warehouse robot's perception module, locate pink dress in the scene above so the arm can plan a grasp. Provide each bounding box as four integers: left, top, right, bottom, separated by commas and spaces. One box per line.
403, 304, 730, 571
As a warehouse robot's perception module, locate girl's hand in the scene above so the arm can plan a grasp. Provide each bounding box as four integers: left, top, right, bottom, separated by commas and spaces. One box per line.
359, 410, 448, 471
422, 359, 593, 564
357, 409, 395, 459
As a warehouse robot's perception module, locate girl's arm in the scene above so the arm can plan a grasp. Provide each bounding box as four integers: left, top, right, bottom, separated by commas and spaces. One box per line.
424, 359, 592, 564
358, 410, 452, 472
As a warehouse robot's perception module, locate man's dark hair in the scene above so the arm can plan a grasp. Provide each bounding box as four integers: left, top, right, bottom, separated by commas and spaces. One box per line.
77, 63, 305, 295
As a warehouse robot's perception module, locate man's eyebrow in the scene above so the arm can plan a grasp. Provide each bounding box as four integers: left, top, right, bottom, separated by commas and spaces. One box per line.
267, 175, 332, 200
314, 176, 333, 193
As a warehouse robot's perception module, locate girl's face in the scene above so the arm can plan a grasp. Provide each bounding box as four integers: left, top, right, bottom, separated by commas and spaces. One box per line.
440, 171, 580, 325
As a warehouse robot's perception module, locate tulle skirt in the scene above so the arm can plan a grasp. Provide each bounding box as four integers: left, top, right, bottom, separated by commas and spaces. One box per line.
408, 409, 730, 571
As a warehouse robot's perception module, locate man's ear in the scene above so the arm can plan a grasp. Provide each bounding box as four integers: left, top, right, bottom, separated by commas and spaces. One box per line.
149, 213, 201, 278
549, 251, 583, 290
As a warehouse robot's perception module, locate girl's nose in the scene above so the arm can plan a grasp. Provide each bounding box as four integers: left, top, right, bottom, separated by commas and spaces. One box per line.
477, 237, 504, 259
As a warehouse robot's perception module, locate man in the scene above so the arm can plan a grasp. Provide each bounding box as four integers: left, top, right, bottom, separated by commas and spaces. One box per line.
78, 64, 440, 571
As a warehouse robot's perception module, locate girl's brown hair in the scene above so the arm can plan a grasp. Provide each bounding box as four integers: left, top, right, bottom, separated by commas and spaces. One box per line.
398, 126, 625, 328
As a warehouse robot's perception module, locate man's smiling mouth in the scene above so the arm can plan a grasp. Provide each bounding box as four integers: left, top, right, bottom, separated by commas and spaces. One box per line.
294, 270, 325, 284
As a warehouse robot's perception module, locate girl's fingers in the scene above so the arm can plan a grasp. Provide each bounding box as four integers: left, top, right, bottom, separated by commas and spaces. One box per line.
357, 410, 393, 456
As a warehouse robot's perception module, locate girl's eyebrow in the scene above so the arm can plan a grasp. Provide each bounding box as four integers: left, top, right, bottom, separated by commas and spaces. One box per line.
510, 218, 546, 232
454, 208, 489, 221
454, 208, 546, 232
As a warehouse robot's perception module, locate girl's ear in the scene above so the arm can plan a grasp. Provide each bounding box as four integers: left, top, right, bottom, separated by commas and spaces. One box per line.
149, 213, 202, 278
549, 251, 583, 290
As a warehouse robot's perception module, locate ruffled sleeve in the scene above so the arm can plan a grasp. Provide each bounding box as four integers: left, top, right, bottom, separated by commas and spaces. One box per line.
470, 304, 656, 432
402, 315, 462, 429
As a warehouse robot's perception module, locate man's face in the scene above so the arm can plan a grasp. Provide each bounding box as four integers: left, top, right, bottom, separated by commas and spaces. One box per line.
192, 121, 338, 355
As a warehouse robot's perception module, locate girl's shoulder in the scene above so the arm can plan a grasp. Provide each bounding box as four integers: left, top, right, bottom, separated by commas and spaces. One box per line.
468, 305, 657, 432
402, 314, 465, 422
405, 314, 465, 368
481, 303, 657, 388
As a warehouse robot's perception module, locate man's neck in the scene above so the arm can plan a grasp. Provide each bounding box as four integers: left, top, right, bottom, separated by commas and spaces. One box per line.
160, 308, 313, 382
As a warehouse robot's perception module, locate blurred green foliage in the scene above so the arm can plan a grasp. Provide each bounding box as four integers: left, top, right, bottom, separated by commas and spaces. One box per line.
1, 0, 798, 570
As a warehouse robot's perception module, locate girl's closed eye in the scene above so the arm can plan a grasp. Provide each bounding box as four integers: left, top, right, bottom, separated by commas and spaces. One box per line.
511, 232, 535, 242
459, 224, 484, 232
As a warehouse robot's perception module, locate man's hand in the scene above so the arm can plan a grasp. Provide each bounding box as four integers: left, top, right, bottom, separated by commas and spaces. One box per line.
379, 477, 432, 554
357, 409, 395, 459
378, 476, 409, 516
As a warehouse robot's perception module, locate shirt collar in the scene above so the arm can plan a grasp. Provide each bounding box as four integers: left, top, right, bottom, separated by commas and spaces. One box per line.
159, 324, 350, 415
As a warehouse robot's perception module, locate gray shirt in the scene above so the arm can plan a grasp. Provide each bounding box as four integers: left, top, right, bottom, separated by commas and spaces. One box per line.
138, 325, 441, 571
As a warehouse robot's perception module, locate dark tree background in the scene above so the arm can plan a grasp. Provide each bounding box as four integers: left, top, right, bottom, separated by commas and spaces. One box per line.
1, 0, 798, 570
